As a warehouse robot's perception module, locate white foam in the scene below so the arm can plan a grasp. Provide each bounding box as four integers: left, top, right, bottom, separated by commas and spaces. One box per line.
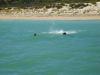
42, 30, 78, 35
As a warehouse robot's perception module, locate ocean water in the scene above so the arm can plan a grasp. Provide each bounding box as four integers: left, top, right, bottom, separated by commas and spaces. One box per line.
0, 20, 100, 75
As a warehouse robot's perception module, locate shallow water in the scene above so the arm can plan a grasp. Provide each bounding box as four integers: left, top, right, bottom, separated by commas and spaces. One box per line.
0, 20, 100, 75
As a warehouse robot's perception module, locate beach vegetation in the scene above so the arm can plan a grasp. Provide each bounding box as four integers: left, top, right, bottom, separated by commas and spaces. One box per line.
0, 0, 100, 8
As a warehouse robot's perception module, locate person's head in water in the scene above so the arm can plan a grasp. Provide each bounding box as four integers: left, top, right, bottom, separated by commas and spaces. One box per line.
63, 32, 67, 35
34, 33, 37, 36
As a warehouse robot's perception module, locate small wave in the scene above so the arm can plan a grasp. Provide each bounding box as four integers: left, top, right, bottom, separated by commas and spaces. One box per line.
42, 30, 78, 35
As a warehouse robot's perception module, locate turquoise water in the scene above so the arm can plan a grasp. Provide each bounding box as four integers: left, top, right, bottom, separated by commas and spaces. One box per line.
0, 20, 100, 75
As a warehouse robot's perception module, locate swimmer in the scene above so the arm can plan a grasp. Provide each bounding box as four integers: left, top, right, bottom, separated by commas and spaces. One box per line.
62, 32, 67, 35
34, 33, 37, 36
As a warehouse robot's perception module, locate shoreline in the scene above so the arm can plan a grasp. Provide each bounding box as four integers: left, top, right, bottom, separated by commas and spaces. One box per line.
0, 15, 100, 20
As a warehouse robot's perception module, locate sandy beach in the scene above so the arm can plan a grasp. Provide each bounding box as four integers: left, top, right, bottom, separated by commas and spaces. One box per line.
0, 2, 100, 20
0, 15, 100, 20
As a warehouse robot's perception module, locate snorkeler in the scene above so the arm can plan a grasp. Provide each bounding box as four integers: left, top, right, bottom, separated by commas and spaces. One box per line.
62, 32, 67, 35
34, 33, 37, 36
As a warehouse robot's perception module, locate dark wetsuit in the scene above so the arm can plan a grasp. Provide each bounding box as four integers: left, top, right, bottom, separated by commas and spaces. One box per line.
63, 32, 67, 35
34, 33, 37, 36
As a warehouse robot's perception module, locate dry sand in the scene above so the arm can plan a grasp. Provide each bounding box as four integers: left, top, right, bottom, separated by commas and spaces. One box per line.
0, 15, 100, 20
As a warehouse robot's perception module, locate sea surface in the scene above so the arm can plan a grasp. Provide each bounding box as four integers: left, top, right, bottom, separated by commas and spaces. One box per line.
0, 20, 100, 75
